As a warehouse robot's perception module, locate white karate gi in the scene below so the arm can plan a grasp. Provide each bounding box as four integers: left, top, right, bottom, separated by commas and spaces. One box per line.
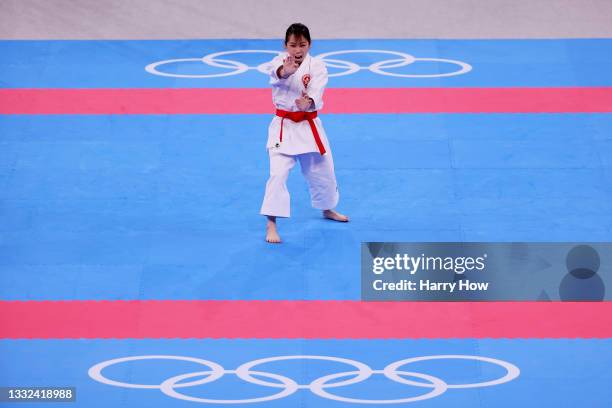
260, 52, 339, 218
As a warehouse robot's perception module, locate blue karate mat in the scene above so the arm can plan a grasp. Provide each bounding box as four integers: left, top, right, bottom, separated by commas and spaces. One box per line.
2, 39, 612, 88
1, 112, 611, 300
2, 339, 612, 408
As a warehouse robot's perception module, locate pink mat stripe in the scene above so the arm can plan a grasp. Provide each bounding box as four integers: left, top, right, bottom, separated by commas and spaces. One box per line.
1, 87, 612, 114
1, 300, 611, 339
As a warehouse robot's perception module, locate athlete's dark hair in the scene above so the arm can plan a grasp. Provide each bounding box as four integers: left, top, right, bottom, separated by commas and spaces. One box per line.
284, 23, 311, 44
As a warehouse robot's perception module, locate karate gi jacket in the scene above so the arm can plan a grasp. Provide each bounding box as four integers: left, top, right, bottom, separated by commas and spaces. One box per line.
263, 52, 331, 155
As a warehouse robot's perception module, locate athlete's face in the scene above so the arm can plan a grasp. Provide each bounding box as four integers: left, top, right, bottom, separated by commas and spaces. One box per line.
285, 34, 311, 65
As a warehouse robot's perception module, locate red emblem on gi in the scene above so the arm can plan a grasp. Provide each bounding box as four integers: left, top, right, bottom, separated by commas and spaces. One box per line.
302, 74, 311, 89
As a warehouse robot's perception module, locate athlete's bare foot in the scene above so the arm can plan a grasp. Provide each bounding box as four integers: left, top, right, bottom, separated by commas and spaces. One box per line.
265, 216, 282, 243
323, 209, 349, 222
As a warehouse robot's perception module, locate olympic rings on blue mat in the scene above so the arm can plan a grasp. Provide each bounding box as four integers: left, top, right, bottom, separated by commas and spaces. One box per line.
145, 49, 472, 79
89, 353, 519, 404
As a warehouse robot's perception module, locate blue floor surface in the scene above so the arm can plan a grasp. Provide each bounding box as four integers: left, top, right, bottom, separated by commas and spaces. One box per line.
1, 339, 611, 408
2, 39, 612, 88
1, 113, 611, 300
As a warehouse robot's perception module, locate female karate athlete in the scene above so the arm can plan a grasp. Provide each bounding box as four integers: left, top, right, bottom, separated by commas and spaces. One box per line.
260, 23, 349, 243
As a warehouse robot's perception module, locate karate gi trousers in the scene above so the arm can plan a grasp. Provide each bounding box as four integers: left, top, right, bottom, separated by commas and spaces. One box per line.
260, 149, 339, 218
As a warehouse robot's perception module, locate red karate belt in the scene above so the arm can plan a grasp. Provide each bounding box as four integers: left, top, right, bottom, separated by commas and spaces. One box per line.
275, 109, 326, 155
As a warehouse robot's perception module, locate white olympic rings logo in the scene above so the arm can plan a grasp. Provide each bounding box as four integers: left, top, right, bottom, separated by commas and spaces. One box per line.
89, 353, 519, 404
145, 49, 472, 79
